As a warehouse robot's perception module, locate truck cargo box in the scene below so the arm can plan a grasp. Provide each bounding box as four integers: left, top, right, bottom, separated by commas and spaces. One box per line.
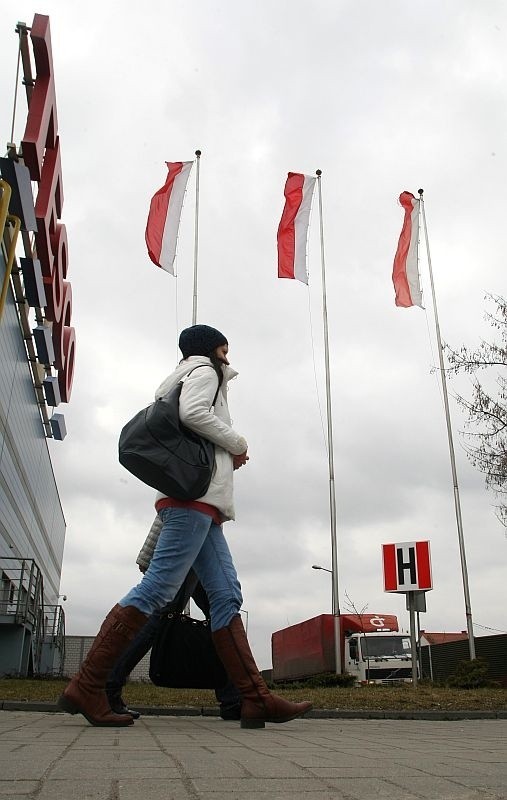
271, 613, 400, 682
272, 615, 334, 681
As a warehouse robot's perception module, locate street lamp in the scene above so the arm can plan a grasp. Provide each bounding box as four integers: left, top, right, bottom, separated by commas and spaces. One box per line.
312, 564, 341, 675
240, 609, 249, 634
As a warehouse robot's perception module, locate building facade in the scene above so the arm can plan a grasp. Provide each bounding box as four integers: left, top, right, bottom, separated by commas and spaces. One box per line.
0, 14, 75, 676
64, 637, 151, 683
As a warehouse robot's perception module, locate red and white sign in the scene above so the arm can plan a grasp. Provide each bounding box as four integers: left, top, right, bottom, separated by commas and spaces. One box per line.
382, 540, 432, 592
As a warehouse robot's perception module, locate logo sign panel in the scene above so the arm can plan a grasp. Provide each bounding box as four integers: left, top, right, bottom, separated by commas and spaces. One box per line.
0, 14, 76, 409
382, 541, 432, 593
22, 14, 76, 404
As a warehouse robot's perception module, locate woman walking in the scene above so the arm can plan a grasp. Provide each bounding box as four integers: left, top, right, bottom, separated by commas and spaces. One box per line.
58, 325, 312, 729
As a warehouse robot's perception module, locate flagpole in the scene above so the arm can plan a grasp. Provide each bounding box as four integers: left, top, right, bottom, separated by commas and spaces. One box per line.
316, 169, 342, 675
418, 188, 476, 660
183, 150, 201, 618
192, 149, 201, 325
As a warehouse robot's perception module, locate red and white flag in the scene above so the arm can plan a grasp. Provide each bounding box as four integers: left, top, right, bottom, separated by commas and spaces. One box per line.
145, 161, 193, 274
277, 172, 316, 284
392, 191, 423, 308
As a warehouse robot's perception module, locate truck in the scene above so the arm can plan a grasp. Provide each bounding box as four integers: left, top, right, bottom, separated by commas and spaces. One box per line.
272, 613, 413, 685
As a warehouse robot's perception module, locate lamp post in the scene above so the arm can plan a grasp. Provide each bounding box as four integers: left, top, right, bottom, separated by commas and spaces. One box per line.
240, 609, 249, 635
312, 564, 341, 674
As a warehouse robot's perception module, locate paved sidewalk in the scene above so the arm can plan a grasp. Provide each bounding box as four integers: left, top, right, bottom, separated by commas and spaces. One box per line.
0, 711, 506, 799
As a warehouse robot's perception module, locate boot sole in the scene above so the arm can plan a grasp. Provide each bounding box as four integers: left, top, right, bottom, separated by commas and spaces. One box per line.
57, 694, 134, 727
57, 694, 78, 715
241, 705, 313, 729
107, 702, 141, 720
241, 718, 265, 729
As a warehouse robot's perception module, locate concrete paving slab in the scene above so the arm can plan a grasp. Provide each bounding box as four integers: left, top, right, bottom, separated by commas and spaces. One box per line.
0, 711, 505, 800
0, 782, 39, 796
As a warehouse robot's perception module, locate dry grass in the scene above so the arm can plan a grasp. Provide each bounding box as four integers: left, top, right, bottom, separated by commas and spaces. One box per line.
0, 678, 506, 711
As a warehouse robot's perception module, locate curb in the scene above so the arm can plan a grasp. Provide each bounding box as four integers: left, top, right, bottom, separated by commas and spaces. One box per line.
1, 701, 506, 720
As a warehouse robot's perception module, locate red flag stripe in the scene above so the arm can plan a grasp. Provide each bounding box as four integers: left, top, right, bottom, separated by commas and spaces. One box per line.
392, 191, 423, 308
382, 543, 398, 591
416, 540, 432, 589
145, 161, 192, 274
277, 172, 316, 284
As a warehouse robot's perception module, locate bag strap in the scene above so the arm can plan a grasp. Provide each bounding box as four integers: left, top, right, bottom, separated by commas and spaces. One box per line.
164, 569, 200, 615
183, 364, 220, 408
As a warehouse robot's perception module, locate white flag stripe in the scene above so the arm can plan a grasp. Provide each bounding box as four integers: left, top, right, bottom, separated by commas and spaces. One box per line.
159, 162, 193, 273
405, 200, 423, 307
293, 175, 316, 284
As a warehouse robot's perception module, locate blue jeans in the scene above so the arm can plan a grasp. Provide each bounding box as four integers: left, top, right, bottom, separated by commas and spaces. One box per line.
119, 508, 243, 631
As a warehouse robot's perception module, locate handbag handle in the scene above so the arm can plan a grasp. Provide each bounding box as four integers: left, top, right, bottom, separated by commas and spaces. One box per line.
183, 364, 220, 408
164, 569, 200, 615
162, 365, 220, 617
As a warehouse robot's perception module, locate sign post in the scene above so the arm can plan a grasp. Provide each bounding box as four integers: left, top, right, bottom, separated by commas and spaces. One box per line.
382, 541, 433, 686
406, 591, 418, 685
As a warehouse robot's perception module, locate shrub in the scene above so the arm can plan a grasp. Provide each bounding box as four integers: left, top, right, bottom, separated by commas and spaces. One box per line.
446, 658, 490, 689
269, 672, 356, 689
305, 672, 357, 688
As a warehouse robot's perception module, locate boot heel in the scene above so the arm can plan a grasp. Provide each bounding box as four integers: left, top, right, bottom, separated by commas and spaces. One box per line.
57, 694, 78, 715
241, 718, 265, 729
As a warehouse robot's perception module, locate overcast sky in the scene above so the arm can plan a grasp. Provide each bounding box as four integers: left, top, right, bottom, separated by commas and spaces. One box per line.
2, 1, 506, 669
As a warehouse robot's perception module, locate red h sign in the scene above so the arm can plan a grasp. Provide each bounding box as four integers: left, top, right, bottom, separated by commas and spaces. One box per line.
382, 541, 432, 592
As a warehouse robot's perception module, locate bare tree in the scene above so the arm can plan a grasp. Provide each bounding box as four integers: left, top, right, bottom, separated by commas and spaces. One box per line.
444, 294, 507, 527
343, 591, 369, 625
343, 591, 371, 673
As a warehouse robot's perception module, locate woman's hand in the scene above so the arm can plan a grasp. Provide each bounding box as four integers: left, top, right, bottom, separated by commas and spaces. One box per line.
233, 450, 249, 470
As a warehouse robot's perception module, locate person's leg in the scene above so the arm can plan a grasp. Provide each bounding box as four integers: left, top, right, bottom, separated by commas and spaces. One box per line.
192, 524, 312, 728
106, 568, 201, 717
215, 680, 242, 720
191, 522, 243, 632
188, 569, 242, 719
212, 616, 313, 728
119, 508, 214, 615
106, 610, 162, 717
57, 604, 148, 727
58, 508, 214, 727
107, 611, 162, 695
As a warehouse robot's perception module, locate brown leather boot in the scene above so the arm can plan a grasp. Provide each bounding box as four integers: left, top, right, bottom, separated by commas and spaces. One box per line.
57, 604, 148, 727
212, 615, 312, 729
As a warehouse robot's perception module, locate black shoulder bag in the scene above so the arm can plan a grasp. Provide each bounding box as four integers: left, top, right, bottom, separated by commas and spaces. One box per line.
118, 365, 219, 501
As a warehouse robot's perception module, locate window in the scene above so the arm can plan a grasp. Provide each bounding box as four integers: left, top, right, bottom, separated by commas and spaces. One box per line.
360, 636, 411, 660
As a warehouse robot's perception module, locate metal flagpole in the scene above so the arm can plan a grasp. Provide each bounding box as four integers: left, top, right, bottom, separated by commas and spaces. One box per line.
316, 169, 342, 674
418, 188, 476, 660
191, 149, 201, 325
184, 151, 201, 617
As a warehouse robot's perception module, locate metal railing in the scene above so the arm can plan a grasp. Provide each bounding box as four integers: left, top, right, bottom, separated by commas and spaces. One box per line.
42, 603, 66, 675
0, 557, 65, 675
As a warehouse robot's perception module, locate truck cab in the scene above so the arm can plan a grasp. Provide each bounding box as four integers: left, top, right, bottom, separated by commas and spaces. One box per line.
345, 630, 412, 684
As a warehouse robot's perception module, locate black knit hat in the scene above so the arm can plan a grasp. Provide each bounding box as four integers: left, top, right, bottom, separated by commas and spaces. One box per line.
178, 325, 228, 358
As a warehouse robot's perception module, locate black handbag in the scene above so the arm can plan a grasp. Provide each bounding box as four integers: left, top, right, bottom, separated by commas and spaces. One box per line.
149, 611, 228, 689
118, 366, 219, 501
